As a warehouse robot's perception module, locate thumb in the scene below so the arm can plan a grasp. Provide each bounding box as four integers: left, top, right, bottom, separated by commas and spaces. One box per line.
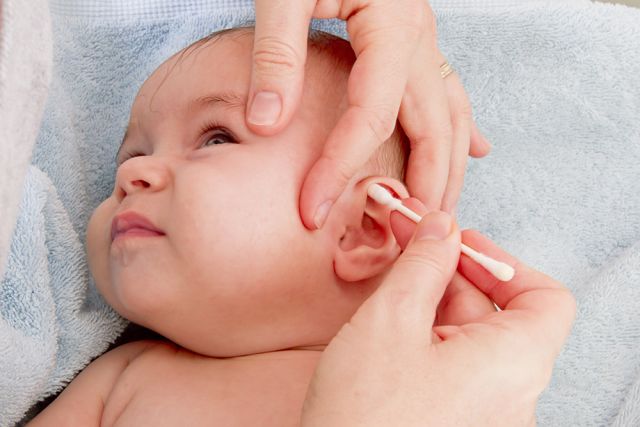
374, 211, 460, 341
389, 197, 429, 250
247, 0, 315, 134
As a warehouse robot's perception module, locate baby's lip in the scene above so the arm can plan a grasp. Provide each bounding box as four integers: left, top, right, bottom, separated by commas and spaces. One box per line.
111, 211, 165, 242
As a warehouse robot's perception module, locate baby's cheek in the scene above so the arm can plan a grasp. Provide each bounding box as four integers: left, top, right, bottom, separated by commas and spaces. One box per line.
86, 199, 114, 277
86, 199, 121, 313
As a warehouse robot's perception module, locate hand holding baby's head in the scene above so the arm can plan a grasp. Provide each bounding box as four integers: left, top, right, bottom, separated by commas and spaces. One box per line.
87, 27, 409, 358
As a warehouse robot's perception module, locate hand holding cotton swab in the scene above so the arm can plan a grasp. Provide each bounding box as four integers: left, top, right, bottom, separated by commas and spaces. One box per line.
367, 184, 515, 282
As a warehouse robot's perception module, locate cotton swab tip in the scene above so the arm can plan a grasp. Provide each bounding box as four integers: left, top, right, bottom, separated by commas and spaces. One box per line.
461, 244, 515, 282
367, 183, 516, 282
494, 263, 516, 282
367, 183, 396, 206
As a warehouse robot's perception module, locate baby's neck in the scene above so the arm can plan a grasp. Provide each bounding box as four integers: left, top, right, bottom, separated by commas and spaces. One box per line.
227, 345, 326, 361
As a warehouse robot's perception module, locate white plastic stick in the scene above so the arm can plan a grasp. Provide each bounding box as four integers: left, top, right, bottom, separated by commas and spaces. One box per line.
367, 184, 515, 282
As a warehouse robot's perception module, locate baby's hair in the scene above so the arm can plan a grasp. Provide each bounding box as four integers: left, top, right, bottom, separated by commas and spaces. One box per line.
169, 25, 409, 182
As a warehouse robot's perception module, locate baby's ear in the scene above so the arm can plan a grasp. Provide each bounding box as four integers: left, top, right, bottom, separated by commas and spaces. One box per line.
333, 177, 409, 282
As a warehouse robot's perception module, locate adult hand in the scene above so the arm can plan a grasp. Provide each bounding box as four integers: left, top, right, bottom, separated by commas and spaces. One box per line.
247, 0, 492, 229
300, 202, 576, 427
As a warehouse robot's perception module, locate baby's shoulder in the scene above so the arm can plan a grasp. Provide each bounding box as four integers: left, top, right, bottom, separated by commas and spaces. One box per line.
28, 340, 165, 426
98, 338, 175, 385
99, 340, 181, 418
104, 345, 322, 427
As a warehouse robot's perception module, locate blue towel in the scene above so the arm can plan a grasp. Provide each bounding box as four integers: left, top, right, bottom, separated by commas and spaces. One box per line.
2, 1, 639, 425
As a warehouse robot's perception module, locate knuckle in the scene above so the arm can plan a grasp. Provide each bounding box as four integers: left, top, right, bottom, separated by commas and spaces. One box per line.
422, 6, 438, 38
325, 155, 357, 187
456, 99, 473, 121
401, 4, 426, 38
533, 273, 578, 322
448, 164, 466, 183
378, 1, 426, 43
408, 143, 448, 178
398, 249, 449, 280
252, 36, 302, 77
384, 282, 424, 310
440, 125, 455, 145
358, 105, 398, 145
412, 122, 454, 149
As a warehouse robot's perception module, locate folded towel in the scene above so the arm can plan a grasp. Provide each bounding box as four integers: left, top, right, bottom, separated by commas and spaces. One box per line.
2, 0, 639, 425
0, 167, 125, 426
0, 0, 52, 281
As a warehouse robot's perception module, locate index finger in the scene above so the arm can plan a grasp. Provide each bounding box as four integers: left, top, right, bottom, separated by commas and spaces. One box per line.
247, 0, 316, 134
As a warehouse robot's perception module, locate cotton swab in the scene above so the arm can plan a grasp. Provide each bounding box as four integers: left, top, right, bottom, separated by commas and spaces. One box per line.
367, 184, 515, 282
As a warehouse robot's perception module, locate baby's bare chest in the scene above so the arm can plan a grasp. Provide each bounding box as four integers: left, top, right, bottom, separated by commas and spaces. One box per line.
101, 345, 320, 427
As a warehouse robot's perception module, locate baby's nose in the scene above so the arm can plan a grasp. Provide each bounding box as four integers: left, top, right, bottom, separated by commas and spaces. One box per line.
114, 156, 170, 201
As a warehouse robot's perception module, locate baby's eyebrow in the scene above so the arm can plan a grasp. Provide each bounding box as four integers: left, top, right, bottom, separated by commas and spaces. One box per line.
115, 91, 246, 165
189, 91, 247, 112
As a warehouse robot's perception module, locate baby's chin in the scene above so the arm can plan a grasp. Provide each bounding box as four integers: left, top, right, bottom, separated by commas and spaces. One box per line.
141, 313, 340, 358
98, 267, 357, 358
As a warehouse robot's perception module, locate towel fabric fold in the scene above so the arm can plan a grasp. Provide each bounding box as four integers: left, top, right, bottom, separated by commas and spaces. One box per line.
1, 1, 639, 425
0, 0, 52, 282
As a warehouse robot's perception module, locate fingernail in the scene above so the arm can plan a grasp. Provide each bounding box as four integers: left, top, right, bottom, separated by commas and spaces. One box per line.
416, 211, 452, 241
313, 200, 333, 229
248, 91, 282, 126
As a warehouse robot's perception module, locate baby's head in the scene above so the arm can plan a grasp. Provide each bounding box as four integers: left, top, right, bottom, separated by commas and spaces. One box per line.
87, 27, 409, 357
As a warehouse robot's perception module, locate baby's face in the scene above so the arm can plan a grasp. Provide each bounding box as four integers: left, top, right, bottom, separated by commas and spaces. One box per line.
87, 33, 372, 357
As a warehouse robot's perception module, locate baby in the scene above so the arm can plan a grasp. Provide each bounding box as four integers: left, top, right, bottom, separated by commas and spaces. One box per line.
30, 27, 410, 426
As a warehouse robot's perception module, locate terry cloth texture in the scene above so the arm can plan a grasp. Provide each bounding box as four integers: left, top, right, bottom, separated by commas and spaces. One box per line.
0, 0, 52, 281
1, 1, 639, 425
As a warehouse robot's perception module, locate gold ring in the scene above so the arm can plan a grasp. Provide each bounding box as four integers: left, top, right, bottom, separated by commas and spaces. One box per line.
440, 61, 454, 79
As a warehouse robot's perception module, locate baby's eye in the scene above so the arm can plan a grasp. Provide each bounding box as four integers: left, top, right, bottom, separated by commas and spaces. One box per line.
117, 150, 144, 167
201, 129, 237, 148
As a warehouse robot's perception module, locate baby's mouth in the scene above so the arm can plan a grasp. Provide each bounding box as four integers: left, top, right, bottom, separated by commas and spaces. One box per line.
111, 211, 165, 242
